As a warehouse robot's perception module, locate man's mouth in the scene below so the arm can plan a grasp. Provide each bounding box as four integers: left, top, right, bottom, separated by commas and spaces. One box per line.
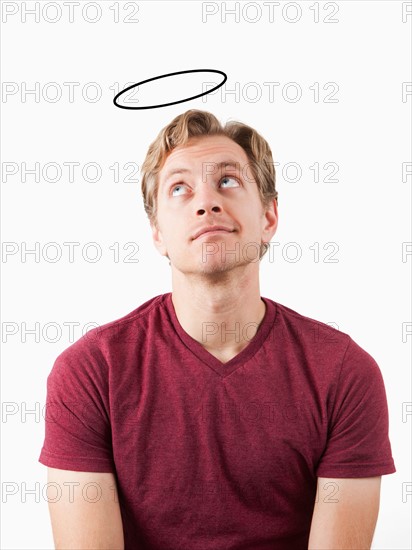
192, 226, 235, 240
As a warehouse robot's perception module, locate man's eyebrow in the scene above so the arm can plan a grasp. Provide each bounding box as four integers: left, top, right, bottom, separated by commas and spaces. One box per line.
162, 161, 242, 183
162, 167, 191, 182
207, 161, 241, 171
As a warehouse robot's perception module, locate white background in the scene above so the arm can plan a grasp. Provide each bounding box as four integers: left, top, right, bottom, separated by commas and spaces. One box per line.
1, 0, 411, 548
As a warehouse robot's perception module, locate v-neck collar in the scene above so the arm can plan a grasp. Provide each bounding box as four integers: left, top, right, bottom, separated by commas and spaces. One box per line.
162, 292, 277, 377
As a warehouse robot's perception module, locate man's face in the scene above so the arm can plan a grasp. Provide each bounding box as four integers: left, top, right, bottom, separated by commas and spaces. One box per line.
151, 134, 278, 275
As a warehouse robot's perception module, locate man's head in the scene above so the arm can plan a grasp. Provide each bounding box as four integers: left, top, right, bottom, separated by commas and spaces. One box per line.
140, 110, 278, 270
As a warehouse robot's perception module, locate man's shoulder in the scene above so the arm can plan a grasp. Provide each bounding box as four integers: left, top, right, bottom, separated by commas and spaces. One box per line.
266, 297, 351, 347
269, 298, 386, 381
55, 293, 169, 362
90, 292, 168, 341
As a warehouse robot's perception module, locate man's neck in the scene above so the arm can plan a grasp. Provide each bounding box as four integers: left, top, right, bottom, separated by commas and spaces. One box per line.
170, 267, 266, 357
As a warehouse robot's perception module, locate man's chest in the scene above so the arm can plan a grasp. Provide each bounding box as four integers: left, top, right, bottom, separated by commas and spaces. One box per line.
111, 366, 325, 512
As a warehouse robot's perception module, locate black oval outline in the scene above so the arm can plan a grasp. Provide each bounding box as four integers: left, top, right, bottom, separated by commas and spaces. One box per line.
113, 69, 227, 110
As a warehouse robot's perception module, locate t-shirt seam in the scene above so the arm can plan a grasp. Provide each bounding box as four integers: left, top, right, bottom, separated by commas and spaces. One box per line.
318, 459, 395, 468
317, 464, 396, 476
78, 343, 112, 422
327, 335, 352, 435
40, 449, 113, 462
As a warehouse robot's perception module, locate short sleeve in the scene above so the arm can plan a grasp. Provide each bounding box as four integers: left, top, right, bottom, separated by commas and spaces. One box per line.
38, 336, 115, 473
316, 337, 396, 478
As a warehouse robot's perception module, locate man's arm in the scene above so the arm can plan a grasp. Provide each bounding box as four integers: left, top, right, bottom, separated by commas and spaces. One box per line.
47, 467, 124, 549
308, 476, 381, 549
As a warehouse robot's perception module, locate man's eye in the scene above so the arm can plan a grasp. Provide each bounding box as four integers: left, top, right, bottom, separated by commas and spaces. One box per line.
171, 184, 187, 196
220, 176, 240, 187
170, 176, 239, 196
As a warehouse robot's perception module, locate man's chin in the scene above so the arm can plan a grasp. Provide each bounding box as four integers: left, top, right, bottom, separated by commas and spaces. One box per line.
172, 257, 250, 276
198, 260, 237, 274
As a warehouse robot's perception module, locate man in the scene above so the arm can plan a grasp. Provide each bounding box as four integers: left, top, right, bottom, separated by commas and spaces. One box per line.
39, 109, 396, 549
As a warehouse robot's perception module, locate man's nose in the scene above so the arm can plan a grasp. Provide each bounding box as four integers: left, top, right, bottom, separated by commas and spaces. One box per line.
194, 180, 223, 215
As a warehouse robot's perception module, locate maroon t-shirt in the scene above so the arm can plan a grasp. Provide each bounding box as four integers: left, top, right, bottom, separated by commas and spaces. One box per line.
39, 293, 396, 549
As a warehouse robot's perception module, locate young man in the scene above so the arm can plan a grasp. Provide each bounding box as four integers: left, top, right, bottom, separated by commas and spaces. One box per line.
39, 110, 396, 549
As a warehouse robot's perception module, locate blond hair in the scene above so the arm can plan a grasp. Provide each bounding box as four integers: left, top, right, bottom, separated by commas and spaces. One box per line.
141, 109, 278, 260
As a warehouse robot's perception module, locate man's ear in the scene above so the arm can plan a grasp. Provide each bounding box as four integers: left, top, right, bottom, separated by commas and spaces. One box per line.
261, 198, 278, 243
150, 220, 168, 257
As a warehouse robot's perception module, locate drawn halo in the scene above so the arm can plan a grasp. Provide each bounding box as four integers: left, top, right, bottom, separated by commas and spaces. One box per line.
113, 69, 227, 110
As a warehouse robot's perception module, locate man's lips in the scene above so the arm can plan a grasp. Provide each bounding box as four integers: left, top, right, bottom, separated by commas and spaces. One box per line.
192, 226, 235, 240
